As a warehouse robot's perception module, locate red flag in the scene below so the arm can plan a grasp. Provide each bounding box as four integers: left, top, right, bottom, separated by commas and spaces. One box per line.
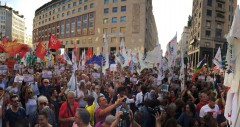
87, 47, 92, 60
35, 37, 47, 60
1, 36, 7, 44
1, 40, 29, 56
19, 48, 29, 58
49, 34, 61, 50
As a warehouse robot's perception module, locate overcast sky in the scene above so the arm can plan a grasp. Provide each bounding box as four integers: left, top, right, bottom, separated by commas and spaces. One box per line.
1, 0, 239, 52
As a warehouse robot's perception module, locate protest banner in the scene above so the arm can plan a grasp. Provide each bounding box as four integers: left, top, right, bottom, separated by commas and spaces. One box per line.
42, 70, 52, 78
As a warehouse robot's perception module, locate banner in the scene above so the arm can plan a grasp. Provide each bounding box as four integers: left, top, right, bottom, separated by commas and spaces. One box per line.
92, 73, 100, 79
14, 75, 34, 83
42, 70, 52, 78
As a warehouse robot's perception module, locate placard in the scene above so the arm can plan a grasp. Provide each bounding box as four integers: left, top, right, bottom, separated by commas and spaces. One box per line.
54, 66, 59, 70
14, 75, 34, 83
42, 70, 52, 78
161, 84, 169, 92
14, 64, 21, 70
110, 64, 117, 72
0, 65, 8, 70
53, 70, 61, 75
28, 69, 34, 74
92, 73, 100, 79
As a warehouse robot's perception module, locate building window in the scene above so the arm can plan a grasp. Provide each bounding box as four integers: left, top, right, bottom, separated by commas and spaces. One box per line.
120, 16, 126, 22
207, 0, 212, 6
61, 20, 65, 38
104, 0, 109, 4
65, 19, 70, 37
90, 3, 94, 8
111, 27, 117, 33
73, 2, 76, 6
58, 7, 61, 12
111, 37, 117, 43
67, 11, 70, 16
113, 0, 118, 3
62, 6, 65, 10
103, 28, 108, 33
62, 13, 64, 17
112, 17, 117, 23
68, 4, 71, 8
216, 29, 222, 38
53, 9, 55, 14
71, 17, 75, 37
103, 18, 108, 24
57, 14, 59, 18
77, 16, 82, 36
78, 8, 82, 12
205, 30, 211, 37
112, 7, 118, 13
72, 9, 75, 14
206, 20, 211, 28
121, 6, 126, 12
121, 0, 126, 1
84, 5, 87, 10
83, 14, 88, 28
79, 0, 82, 4
84, 0, 88, 2
207, 9, 212, 16
120, 27, 126, 33
104, 8, 109, 14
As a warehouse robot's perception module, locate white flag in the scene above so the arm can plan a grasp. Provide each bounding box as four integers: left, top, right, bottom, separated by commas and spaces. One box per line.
102, 37, 109, 74
213, 47, 222, 69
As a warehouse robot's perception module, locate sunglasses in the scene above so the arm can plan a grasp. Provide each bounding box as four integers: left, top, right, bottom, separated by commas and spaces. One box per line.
44, 82, 49, 83
39, 102, 47, 105
12, 99, 19, 103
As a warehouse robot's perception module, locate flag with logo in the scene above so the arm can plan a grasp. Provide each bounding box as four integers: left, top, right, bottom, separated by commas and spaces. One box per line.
64, 52, 72, 65
35, 37, 47, 60
192, 56, 206, 82
165, 34, 177, 80
213, 47, 222, 69
120, 38, 127, 66
48, 34, 61, 50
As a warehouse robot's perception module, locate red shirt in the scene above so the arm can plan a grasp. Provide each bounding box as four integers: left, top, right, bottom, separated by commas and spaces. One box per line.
196, 101, 207, 113
59, 101, 79, 127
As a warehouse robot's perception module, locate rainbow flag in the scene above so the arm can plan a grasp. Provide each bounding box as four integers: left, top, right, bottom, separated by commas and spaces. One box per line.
192, 56, 206, 81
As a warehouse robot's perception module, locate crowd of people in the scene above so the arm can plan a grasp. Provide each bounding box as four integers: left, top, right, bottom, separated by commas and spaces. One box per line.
0, 61, 229, 127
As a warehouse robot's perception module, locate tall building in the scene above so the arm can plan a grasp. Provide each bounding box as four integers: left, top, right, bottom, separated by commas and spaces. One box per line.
0, 4, 25, 42
177, 26, 190, 66
32, 0, 158, 56
24, 34, 33, 47
188, 0, 237, 67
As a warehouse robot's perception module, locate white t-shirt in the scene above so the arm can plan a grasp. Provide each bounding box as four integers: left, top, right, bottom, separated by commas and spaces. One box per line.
199, 104, 220, 119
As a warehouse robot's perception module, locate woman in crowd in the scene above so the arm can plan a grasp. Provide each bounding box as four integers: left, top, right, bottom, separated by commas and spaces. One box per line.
177, 102, 198, 127
25, 88, 37, 116
34, 110, 52, 127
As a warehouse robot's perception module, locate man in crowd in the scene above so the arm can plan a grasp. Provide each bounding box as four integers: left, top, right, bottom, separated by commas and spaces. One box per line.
199, 97, 220, 119
5, 94, 26, 127
74, 108, 90, 127
95, 95, 124, 123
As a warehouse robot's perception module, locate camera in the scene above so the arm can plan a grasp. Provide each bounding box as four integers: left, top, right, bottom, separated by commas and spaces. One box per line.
122, 98, 127, 102
147, 105, 165, 115
118, 107, 131, 127
120, 107, 129, 119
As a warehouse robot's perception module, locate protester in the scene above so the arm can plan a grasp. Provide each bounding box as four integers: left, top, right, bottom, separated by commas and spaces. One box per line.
5, 94, 26, 127
73, 108, 90, 127
29, 95, 57, 127
59, 91, 79, 127
34, 110, 52, 127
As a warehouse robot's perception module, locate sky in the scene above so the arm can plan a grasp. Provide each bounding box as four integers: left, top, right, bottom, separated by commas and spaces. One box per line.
1, 0, 239, 53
